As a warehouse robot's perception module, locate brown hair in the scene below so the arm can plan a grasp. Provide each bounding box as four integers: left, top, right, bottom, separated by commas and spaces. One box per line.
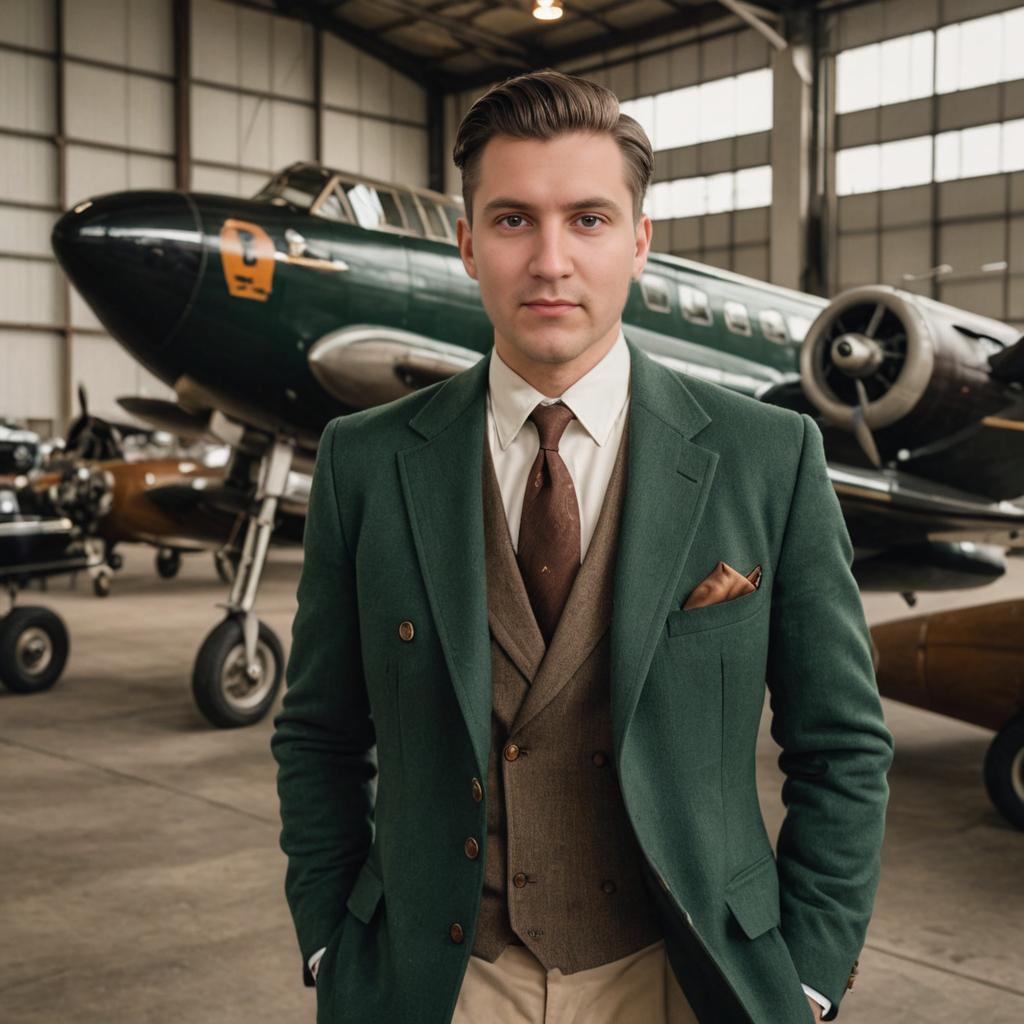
452, 68, 653, 227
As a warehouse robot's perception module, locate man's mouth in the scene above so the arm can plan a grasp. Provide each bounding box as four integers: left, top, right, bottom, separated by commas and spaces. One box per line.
523, 300, 580, 317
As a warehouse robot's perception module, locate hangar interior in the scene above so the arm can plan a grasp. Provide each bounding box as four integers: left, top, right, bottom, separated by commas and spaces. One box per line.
5, 0, 1024, 431
2, 2, 1024, 1023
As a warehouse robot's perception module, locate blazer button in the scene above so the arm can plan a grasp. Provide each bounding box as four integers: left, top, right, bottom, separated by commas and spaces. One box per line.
513, 872, 528, 888
398, 620, 415, 642
464, 837, 479, 859
503, 742, 520, 762
601, 879, 617, 894
449, 922, 464, 944
471, 777, 483, 802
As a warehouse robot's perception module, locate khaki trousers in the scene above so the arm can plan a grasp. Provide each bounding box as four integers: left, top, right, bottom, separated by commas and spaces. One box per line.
451, 939, 699, 1024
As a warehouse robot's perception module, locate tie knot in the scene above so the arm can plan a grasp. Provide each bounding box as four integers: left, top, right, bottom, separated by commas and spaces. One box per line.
529, 402, 576, 451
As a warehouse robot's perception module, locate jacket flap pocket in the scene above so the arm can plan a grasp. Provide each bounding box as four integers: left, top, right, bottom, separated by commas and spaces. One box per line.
345, 860, 384, 924
723, 854, 780, 940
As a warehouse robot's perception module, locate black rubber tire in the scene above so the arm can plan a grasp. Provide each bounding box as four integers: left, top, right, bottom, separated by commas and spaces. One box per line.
156, 549, 181, 579
92, 573, 111, 597
191, 615, 283, 728
984, 713, 1024, 830
0, 606, 69, 694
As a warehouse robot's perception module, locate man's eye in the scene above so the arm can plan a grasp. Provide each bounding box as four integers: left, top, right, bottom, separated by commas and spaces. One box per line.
577, 215, 603, 228
500, 214, 526, 228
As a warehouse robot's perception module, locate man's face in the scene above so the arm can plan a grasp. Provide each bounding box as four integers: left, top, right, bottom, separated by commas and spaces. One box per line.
456, 131, 652, 373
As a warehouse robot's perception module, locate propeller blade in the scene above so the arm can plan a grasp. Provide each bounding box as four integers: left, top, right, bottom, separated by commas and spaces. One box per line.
852, 378, 882, 468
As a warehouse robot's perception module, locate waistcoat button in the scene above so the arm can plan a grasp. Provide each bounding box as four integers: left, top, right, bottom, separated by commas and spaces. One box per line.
503, 742, 520, 762
471, 777, 483, 802
513, 872, 528, 888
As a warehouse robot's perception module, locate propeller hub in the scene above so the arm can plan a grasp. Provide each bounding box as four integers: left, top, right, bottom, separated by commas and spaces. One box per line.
831, 333, 885, 377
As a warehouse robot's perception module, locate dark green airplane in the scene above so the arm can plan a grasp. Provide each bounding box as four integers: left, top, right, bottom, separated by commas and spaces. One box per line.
50, 161, 1024, 730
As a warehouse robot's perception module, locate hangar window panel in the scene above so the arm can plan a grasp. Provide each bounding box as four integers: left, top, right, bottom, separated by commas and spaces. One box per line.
1003, 9, 1024, 87
654, 87, 697, 150
957, 14, 1002, 92
960, 123, 1001, 179
706, 171, 733, 213
734, 166, 771, 210
678, 284, 712, 325
647, 180, 673, 221
0, 257, 63, 326
759, 309, 787, 344
1003, 118, 1024, 173
624, 96, 655, 145
879, 32, 934, 107
723, 300, 752, 336
0, 208, 57, 258
836, 43, 881, 113
836, 144, 880, 196
880, 137, 932, 191
0, 0, 55, 49
698, 77, 736, 143
672, 176, 707, 218
735, 69, 772, 136
934, 130, 960, 181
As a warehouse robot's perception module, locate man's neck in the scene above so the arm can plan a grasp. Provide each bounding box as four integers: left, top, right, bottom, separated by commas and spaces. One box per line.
494, 325, 621, 398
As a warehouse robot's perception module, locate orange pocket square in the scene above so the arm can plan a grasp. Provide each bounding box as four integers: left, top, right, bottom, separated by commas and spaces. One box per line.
682, 561, 762, 610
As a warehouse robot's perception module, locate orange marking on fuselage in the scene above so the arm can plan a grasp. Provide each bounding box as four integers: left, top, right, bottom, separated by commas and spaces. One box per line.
219, 219, 275, 301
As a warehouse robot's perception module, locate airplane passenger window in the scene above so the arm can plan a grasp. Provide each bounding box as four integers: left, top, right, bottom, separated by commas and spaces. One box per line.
678, 284, 712, 325
398, 193, 426, 236
787, 314, 812, 342
640, 274, 671, 313
420, 200, 450, 239
724, 300, 752, 336
759, 309, 788, 343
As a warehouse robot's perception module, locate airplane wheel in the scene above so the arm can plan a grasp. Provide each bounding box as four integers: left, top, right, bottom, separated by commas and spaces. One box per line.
0, 607, 69, 694
984, 713, 1024, 830
92, 571, 111, 598
157, 548, 181, 579
191, 616, 283, 728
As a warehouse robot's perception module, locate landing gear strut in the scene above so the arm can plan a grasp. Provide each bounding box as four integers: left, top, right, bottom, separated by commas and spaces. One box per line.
191, 438, 291, 727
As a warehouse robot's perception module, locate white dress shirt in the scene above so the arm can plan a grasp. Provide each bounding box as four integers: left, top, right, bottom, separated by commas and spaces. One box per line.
309, 327, 831, 1016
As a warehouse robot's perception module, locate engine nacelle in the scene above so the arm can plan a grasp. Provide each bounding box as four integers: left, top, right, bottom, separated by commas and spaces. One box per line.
800, 285, 1019, 455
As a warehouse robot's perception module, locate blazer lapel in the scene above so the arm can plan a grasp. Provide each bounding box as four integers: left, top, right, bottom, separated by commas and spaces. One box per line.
397, 353, 493, 778
610, 338, 718, 762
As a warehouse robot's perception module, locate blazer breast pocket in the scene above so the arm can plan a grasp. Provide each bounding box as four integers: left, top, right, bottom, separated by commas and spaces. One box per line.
666, 575, 769, 637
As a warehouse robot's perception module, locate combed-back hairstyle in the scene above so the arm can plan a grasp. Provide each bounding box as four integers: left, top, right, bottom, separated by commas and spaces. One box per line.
451, 68, 653, 227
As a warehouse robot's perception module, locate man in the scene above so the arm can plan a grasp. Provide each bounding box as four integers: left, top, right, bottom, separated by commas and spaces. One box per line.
272, 69, 893, 1024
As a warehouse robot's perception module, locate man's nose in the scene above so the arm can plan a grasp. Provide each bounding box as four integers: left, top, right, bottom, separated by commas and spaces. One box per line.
527, 225, 573, 279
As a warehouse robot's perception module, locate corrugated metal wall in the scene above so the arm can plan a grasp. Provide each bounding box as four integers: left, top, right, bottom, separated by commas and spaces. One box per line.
0, 0, 428, 435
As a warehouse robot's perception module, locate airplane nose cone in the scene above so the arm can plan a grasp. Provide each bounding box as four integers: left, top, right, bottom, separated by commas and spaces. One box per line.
52, 191, 204, 354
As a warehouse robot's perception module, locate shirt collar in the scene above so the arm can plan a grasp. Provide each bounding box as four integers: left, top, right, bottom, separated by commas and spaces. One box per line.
488, 329, 630, 451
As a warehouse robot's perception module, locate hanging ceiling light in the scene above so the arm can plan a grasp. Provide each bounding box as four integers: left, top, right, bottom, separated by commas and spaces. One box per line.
532, 0, 564, 21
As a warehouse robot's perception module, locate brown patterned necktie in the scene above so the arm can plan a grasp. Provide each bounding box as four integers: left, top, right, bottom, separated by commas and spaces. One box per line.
517, 401, 581, 645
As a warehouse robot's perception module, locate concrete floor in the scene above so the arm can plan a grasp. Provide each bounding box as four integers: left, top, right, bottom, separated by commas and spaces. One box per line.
0, 544, 1021, 1023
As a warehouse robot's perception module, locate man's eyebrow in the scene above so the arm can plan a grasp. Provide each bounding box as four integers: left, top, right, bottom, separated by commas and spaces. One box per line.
481, 196, 623, 216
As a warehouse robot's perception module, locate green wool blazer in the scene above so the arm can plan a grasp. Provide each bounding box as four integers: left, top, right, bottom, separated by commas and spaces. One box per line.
271, 337, 894, 1024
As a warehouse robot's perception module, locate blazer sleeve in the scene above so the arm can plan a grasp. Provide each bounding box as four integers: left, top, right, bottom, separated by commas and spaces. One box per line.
270, 417, 377, 985
765, 412, 894, 1019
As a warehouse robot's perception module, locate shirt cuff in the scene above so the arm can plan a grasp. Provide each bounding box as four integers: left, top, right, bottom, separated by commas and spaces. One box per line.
309, 946, 327, 980
802, 983, 832, 1016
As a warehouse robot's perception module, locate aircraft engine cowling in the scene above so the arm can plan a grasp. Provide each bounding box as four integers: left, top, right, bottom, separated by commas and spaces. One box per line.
799, 285, 1019, 459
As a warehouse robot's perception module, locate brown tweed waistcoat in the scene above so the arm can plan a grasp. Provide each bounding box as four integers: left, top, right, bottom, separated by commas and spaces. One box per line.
470, 420, 662, 974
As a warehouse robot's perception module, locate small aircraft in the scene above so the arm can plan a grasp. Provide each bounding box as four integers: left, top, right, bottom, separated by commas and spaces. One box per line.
50, 162, 1024, 736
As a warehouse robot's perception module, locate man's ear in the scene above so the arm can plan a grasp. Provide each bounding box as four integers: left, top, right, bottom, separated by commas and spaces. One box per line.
631, 213, 653, 281
456, 216, 478, 280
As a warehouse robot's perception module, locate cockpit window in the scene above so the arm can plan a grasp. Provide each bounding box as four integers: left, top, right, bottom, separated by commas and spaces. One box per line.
443, 204, 461, 237
420, 199, 450, 240
316, 187, 352, 223
341, 181, 405, 231
397, 192, 426, 236
254, 166, 331, 209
